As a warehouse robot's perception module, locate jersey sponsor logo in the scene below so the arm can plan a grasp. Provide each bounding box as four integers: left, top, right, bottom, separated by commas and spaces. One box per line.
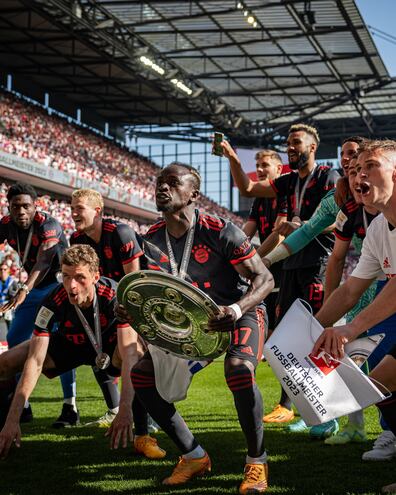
233, 239, 251, 256
66, 333, 86, 345
35, 306, 54, 329
307, 351, 340, 376
383, 257, 391, 269
335, 210, 348, 231
104, 246, 113, 259
192, 244, 211, 264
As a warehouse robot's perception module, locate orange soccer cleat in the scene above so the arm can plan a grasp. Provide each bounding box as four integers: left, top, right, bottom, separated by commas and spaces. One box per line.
162, 452, 211, 486
263, 404, 294, 423
239, 463, 269, 494
134, 435, 166, 459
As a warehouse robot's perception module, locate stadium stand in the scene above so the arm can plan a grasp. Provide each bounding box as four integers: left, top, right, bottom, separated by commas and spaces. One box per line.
0, 90, 243, 226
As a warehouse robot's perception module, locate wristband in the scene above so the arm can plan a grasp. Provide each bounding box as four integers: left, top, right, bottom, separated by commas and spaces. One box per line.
228, 303, 243, 321
265, 243, 290, 267
17, 283, 30, 295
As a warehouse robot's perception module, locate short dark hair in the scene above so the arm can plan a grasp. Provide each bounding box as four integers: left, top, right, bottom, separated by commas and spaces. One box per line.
166, 162, 201, 190
342, 136, 366, 146
7, 182, 37, 202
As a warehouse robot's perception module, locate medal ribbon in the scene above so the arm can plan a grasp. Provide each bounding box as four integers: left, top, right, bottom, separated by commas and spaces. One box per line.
16, 225, 33, 279
75, 290, 103, 357
293, 165, 317, 218
165, 213, 196, 280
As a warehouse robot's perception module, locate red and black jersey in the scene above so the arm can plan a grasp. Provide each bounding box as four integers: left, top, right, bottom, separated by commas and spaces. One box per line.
270, 165, 339, 269
0, 211, 67, 288
33, 277, 128, 342
248, 197, 287, 244
335, 199, 378, 242
70, 218, 143, 282
141, 210, 256, 306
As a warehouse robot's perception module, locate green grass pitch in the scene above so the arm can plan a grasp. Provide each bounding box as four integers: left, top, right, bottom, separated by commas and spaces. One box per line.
0, 361, 393, 495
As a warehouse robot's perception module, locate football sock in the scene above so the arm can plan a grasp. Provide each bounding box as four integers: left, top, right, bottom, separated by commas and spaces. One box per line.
279, 387, 293, 410
92, 367, 120, 410
132, 395, 148, 436
246, 452, 268, 465
131, 366, 198, 454
60, 369, 76, 401
183, 445, 206, 459
225, 362, 264, 458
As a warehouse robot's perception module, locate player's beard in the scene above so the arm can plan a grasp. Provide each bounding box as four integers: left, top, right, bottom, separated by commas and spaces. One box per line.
289, 151, 310, 171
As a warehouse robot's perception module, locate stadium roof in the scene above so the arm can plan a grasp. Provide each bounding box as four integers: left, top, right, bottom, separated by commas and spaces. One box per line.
0, 0, 395, 147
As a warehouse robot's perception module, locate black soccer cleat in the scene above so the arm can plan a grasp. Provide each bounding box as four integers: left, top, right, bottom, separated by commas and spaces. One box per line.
52, 403, 80, 429
20, 404, 33, 423
0, 377, 16, 429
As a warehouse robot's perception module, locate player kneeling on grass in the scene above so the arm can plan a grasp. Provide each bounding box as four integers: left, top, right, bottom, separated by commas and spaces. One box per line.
0, 245, 165, 460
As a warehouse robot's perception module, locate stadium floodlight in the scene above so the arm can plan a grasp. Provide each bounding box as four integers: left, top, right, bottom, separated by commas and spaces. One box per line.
170, 78, 193, 96
139, 55, 165, 76
247, 15, 255, 24
244, 10, 249, 16
95, 19, 114, 29
253, 21, 258, 28
237, 2, 243, 8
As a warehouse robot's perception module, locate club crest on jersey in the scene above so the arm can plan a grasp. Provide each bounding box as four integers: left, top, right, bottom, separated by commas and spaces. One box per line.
307, 351, 340, 376
104, 246, 113, 259
192, 244, 211, 264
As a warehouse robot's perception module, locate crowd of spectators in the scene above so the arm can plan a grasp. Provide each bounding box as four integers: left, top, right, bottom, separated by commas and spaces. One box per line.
0, 182, 150, 280
0, 90, 243, 226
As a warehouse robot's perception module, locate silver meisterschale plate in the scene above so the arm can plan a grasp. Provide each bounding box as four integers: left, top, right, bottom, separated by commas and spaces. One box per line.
117, 270, 230, 360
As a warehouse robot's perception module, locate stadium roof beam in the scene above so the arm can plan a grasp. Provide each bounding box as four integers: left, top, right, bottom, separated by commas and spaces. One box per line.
0, 0, 394, 146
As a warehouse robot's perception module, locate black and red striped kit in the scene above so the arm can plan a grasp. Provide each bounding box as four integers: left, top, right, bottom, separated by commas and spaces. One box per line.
141, 209, 267, 366
33, 277, 128, 377
70, 218, 143, 282
0, 211, 67, 287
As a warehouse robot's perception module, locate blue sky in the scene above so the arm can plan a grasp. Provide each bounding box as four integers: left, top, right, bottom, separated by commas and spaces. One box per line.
356, 0, 396, 76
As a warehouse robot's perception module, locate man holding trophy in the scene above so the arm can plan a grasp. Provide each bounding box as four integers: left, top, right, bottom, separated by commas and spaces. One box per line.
117, 162, 274, 494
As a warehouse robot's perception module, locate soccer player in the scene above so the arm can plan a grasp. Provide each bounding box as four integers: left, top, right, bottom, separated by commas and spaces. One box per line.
223, 124, 339, 427
263, 136, 365, 268
0, 182, 75, 425
242, 150, 287, 333
0, 245, 164, 459
118, 162, 274, 493
313, 139, 396, 462
69, 189, 143, 429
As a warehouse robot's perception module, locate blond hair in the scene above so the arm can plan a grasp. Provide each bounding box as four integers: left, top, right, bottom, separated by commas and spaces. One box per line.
72, 189, 104, 210
255, 150, 283, 164
289, 123, 320, 146
61, 245, 100, 274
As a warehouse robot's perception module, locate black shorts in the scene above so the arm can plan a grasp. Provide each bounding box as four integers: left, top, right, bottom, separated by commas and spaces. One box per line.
45, 327, 120, 378
275, 265, 326, 324
226, 304, 268, 368
389, 344, 396, 360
